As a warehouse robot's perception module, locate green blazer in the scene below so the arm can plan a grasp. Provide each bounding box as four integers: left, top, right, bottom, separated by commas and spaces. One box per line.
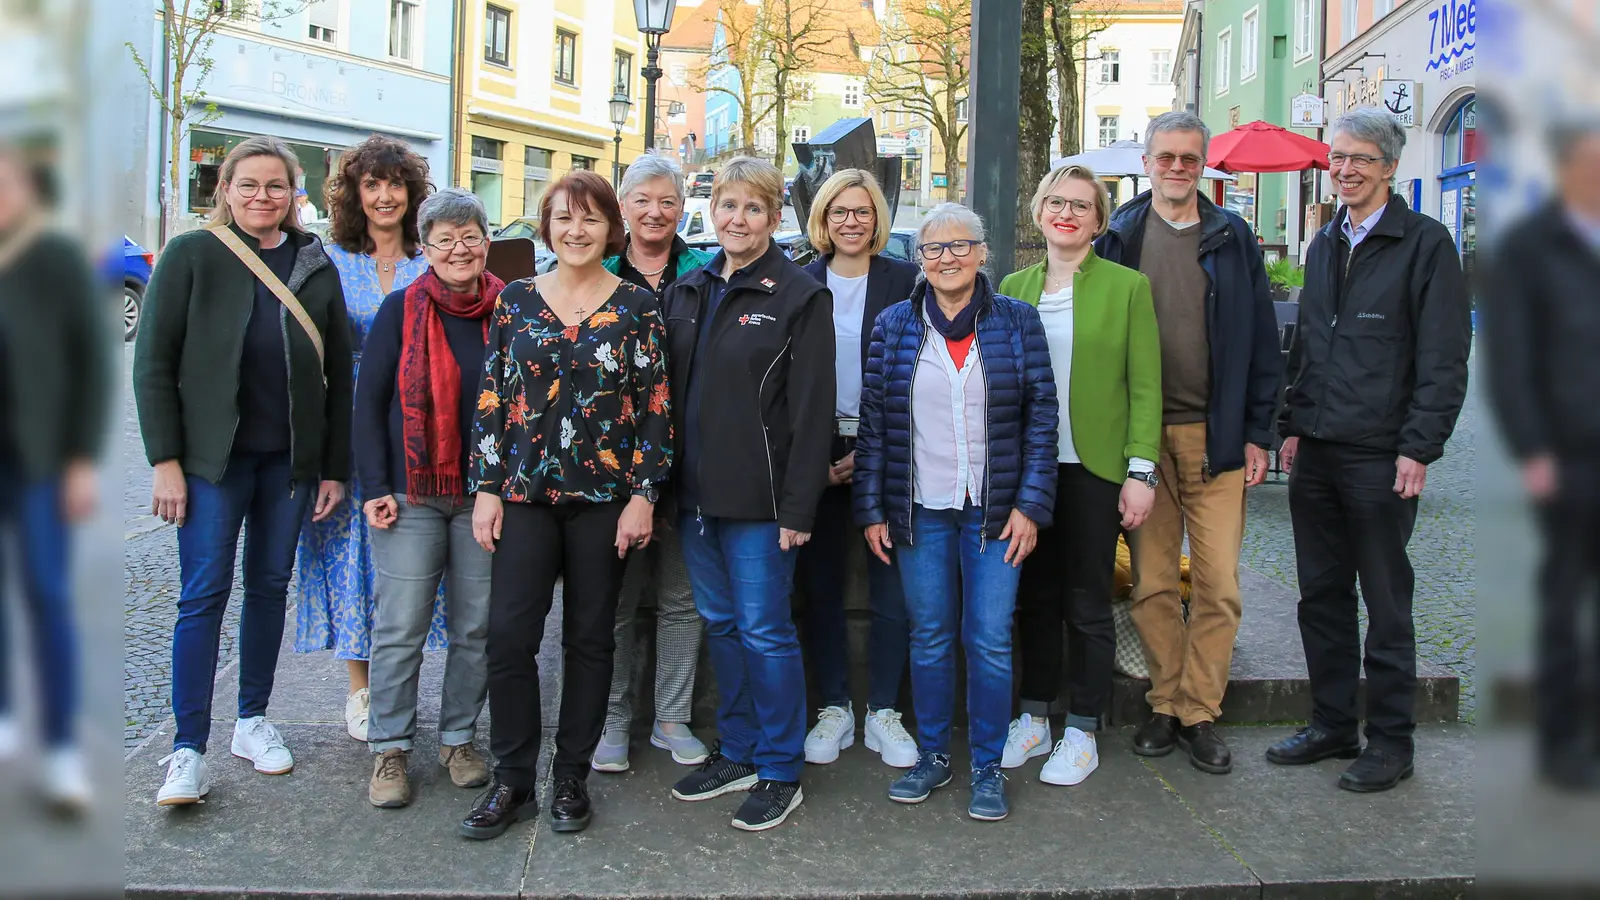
1000, 248, 1161, 484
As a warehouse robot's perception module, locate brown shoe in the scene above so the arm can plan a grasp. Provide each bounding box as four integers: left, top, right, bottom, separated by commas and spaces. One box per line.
440, 742, 491, 788
369, 749, 411, 808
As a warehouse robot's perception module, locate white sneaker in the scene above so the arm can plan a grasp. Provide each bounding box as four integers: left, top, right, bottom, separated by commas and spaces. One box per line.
231, 716, 294, 775
42, 747, 91, 813
0, 715, 19, 763
803, 704, 855, 764
156, 748, 210, 806
1040, 727, 1099, 786
863, 708, 919, 768
1001, 713, 1052, 769
345, 688, 370, 742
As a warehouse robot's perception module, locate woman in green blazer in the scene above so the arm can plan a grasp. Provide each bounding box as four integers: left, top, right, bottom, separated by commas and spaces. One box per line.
995, 164, 1161, 787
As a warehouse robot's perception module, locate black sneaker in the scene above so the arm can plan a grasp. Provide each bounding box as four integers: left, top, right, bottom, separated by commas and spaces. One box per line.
670, 743, 758, 801
731, 779, 803, 832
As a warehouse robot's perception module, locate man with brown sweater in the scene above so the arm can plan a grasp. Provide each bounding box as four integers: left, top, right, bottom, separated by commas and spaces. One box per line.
1094, 111, 1283, 775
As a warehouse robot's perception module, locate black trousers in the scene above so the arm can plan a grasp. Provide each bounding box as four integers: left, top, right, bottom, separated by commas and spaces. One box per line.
1535, 455, 1600, 764
487, 500, 627, 788
1288, 439, 1419, 755
1016, 463, 1124, 727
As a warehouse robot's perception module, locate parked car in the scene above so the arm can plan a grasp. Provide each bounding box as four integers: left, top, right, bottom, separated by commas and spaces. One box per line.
686, 171, 715, 198
678, 199, 715, 243
683, 229, 817, 267
122, 236, 153, 342
882, 228, 919, 263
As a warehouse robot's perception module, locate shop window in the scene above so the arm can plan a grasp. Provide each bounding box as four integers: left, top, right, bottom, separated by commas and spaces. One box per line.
187, 130, 335, 217
1443, 98, 1477, 170
571, 156, 594, 171
524, 147, 551, 217
471, 137, 505, 227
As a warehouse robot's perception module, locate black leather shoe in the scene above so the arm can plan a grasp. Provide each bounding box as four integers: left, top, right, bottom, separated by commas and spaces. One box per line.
550, 775, 592, 833
1132, 713, 1179, 757
1338, 747, 1414, 793
1177, 721, 1233, 774
1265, 726, 1362, 766
459, 780, 537, 840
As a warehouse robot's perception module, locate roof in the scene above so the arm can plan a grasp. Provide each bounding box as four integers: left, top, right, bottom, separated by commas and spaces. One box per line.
661, 2, 721, 51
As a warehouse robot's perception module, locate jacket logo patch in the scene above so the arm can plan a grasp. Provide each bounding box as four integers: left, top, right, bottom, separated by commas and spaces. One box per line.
738, 313, 778, 326
760, 278, 776, 288
1356, 312, 1386, 320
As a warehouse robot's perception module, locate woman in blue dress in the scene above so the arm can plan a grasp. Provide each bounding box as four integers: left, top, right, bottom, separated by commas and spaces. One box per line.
295, 135, 443, 740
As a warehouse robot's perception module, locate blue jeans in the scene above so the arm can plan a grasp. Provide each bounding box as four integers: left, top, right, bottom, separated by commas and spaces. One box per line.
895, 504, 1022, 772
0, 476, 76, 747
679, 515, 805, 783
171, 452, 312, 753
798, 481, 908, 710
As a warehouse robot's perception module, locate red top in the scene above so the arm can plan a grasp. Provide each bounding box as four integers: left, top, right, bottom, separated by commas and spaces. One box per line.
945, 333, 976, 370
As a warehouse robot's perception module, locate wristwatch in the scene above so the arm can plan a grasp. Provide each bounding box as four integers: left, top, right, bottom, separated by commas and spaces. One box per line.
1127, 469, 1159, 489
632, 484, 660, 504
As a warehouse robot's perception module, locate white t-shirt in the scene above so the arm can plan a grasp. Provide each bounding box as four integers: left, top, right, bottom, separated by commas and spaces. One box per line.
1038, 281, 1157, 475
827, 268, 870, 417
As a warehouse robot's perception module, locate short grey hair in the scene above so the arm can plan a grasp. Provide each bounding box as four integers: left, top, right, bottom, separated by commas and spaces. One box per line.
917, 202, 986, 245
620, 153, 686, 203
1330, 107, 1407, 163
417, 187, 489, 244
1146, 111, 1212, 155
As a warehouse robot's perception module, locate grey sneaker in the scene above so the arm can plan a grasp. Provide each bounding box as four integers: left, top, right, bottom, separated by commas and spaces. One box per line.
650, 721, 709, 765
591, 729, 631, 773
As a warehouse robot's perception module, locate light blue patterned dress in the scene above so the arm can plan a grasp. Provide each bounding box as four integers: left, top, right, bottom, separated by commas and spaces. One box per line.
294, 245, 447, 659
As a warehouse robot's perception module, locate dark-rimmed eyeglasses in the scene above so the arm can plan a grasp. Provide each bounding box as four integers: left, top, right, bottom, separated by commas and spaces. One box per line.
1042, 196, 1094, 216
233, 180, 291, 199
827, 206, 875, 224
428, 235, 487, 252
918, 239, 977, 260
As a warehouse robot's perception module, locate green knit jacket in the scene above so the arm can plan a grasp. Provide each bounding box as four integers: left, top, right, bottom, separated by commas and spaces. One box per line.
1000, 248, 1162, 483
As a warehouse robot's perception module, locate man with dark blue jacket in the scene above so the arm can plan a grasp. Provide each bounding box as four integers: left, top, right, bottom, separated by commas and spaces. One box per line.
1094, 111, 1283, 776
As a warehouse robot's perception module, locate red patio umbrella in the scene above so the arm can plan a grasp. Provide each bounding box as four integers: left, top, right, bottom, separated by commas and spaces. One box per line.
1206, 120, 1330, 173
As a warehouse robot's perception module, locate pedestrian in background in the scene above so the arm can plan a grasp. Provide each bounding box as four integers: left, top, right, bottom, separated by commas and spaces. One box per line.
1270, 107, 1471, 792
136, 135, 353, 807
295, 134, 436, 742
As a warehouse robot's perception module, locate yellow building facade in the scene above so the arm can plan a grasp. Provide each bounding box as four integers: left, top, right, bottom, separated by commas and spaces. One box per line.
455, 0, 648, 228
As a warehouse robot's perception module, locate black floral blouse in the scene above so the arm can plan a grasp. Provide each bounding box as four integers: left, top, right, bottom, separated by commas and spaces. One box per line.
471, 278, 672, 504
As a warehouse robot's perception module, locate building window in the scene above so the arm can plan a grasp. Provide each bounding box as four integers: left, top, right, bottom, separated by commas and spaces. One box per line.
485, 5, 510, 66
388, 0, 417, 62
1442, 98, 1477, 170
1295, 0, 1313, 58
1215, 28, 1231, 93
1241, 9, 1259, 80
307, 0, 338, 44
470, 137, 504, 227
792, 125, 810, 146
524, 147, 551, 218
1149, 49, 1172, 84
1343, 0, 1358, 42
956, 96, 968, 122
1098, 116, 1120, 147
1374, 0, 1394, 17
1099, 49, 1121, 84
614, 50, 633, 99
670, 62, 689, 85
554, 29, 578, 84
843, 81, 862, 108
571, 156, 594, 171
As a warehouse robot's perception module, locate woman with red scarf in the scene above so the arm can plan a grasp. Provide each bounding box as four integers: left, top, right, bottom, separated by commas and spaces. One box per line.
353, 187, 503, 810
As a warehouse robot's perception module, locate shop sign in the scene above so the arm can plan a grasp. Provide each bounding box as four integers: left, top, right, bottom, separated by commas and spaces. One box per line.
1426, 0, 1477, 81
1290, 93, 1325, 128
1381, 81, 1419, 126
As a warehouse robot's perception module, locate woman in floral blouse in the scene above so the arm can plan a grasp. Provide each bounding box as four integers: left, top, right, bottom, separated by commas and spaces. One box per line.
460, 170, 672, 841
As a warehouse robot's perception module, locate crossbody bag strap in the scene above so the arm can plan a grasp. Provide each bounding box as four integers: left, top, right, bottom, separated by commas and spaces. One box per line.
208, 225, 325, 367
0, 215, 45, 273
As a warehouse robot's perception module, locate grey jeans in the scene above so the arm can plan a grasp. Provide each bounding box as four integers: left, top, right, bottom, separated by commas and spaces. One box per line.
604, 516, 702, 732
367, 495, 492, 753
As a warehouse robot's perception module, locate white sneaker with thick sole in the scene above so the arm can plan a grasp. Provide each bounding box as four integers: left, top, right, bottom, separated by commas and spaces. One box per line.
156, 748, 210, 806
43, 747, 91, 813
1040, 727, 1099, 786
345, 688, 370, 742
863, 708, 919, 768
803, 704, 854, 764
232, 716, 294, 774
1001, 713, 1052, 769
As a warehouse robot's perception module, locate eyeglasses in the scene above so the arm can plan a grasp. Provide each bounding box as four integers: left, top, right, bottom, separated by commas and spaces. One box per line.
233, 180, 291, 199
1151, 153, 1205, 171
827, 206, 876, 224
1042, 196, 1095, 216
1327, 152, 1386, 169
428, 235, 487, 252
917, 239, 977, 260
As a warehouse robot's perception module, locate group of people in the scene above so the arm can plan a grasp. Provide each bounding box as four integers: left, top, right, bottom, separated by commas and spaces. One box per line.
133, 105, 1470, 839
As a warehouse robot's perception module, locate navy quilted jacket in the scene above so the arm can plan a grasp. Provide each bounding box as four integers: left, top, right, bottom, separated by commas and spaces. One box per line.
853, 274, 1060, 544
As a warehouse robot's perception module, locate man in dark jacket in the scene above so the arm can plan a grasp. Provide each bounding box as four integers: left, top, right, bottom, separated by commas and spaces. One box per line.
1094, 111, 1283, 776
1269, 107, 1471, 792
1483, 120, 1600, 790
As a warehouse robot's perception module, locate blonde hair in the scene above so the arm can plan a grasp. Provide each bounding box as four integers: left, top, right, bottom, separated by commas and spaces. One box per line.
807, 168, 892, 256
206, 135, 305, 233
1030, 163, 1112, 238
710, 157, 783, 217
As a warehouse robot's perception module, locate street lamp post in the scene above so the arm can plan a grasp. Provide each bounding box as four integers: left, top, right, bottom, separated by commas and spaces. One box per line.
633, 0, 678, 151
609, 85, 633, 188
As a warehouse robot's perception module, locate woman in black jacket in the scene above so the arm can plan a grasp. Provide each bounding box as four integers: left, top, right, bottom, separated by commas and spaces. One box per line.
662, 157, 835, 832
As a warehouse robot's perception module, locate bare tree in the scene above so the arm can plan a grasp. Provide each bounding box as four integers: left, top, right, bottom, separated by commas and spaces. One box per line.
867, 0, 971, 202
1046, 0, 1117, 158
1016, 0, 1055, 268
761, 0, 847, 170
695, 0, 773, 156
127, 0, 308, 241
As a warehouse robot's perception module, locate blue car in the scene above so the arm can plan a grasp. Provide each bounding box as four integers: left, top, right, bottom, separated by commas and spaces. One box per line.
121, 237, 153, 341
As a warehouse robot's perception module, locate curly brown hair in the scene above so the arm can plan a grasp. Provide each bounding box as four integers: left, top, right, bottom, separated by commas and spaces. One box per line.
325, 135, 433, 256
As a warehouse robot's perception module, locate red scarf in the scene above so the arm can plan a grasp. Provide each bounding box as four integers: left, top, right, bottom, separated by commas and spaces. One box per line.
398, 268, 504, 497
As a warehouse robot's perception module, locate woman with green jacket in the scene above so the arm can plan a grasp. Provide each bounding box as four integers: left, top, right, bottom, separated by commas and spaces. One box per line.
996, 164, 1161, 787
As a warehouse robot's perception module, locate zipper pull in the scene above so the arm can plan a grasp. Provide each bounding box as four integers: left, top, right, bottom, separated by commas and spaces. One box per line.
1331, 315, 1338, 328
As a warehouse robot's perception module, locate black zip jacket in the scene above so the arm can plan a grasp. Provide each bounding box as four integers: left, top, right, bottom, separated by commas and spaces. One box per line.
1483, 201, 1600, 459
664, 239, 836, 532
1279, 193, 1471, 464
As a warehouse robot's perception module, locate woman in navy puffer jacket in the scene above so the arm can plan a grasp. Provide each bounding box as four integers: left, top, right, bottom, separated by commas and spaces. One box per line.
853, 202, 1058, 823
